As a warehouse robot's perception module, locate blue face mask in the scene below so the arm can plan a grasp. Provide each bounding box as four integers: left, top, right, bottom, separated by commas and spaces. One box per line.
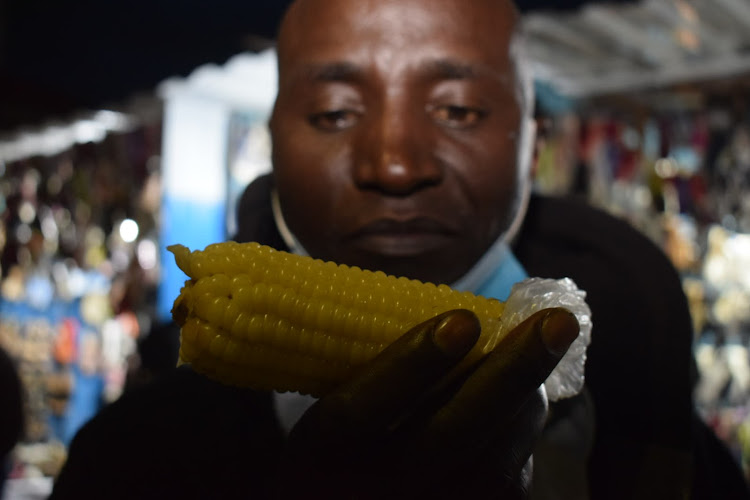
450, 237, 528, 301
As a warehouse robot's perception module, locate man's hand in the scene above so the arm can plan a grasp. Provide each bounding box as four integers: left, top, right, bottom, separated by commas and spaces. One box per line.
278, 307, 579, 499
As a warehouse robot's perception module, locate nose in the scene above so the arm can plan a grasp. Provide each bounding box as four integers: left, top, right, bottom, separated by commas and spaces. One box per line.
353, 99, 443, 196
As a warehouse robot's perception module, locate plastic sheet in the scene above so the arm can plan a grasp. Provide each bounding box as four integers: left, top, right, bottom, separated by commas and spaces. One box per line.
501, 278, 592, 401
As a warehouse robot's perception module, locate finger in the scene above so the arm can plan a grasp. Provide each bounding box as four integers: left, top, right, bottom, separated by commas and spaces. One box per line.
417, 307, 579, 455
290, 309, 481, 444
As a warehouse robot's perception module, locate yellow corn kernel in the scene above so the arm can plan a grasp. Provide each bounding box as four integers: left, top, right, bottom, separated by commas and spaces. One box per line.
169, 242, 508, 397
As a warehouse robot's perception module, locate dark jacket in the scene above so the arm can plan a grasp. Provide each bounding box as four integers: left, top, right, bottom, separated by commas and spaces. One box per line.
1, 344, 24, 490
50, 174, 749, 499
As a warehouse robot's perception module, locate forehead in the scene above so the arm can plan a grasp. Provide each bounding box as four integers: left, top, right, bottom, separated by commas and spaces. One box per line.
278, 0, 518, 76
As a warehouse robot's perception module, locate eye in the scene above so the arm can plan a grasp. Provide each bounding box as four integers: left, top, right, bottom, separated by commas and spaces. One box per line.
308, 110, 359, 132
428, 104, 487, 129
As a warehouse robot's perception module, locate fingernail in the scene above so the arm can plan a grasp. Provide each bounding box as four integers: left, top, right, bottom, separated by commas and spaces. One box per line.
433, 310, 480, 356
541, 308, 579, 356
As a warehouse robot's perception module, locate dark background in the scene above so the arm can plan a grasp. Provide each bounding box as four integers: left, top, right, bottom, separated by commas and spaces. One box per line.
0, 0, 636, 134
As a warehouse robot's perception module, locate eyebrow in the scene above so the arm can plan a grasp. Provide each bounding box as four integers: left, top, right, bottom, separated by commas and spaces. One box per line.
300, 62, 365, 83
421, 58, 512, 84
292, 58, 512, 86
424, 59, 480, 79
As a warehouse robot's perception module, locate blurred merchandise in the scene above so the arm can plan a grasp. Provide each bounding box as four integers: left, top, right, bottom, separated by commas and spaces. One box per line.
0, 123, 162, 483
535, 79, 750, 479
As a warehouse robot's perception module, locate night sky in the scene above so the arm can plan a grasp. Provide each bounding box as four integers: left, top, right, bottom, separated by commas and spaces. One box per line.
0, 0, 636, 133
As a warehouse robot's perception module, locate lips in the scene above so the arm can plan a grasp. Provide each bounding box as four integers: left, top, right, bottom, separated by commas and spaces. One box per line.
347, 217, 457, 257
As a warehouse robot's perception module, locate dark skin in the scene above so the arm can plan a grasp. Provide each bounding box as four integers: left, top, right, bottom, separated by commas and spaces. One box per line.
271, 0, 532, 285
278, 308, 579, 499
269, 0, 577, 497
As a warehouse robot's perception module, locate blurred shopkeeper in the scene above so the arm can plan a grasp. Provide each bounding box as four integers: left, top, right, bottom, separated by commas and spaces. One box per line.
0, 343, 24, 494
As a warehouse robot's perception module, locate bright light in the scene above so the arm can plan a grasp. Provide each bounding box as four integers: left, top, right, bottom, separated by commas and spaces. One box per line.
73, 120, 107, 144
41, 214, 59, 240
137, 239, 158, 270
94, 110, 135, 132
15, 224, 32, 244
655, 157, 679, 178
18, 201, 36, 224
119, 219, 139, 243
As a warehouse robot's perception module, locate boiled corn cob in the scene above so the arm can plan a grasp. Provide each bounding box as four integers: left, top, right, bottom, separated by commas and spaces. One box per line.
170, 242, 514, 396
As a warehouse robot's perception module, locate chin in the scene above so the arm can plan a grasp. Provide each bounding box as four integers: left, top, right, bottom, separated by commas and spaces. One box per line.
344, 249, 466, 285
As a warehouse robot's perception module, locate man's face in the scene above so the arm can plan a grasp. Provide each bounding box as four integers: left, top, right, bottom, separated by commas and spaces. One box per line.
270, 0, 531, 284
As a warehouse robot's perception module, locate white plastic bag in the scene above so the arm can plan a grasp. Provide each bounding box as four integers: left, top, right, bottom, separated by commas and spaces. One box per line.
501, 278, 593, 401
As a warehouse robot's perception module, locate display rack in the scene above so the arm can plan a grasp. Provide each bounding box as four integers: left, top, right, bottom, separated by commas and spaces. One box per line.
535, 75, 750, 477
0, 122, 163, 482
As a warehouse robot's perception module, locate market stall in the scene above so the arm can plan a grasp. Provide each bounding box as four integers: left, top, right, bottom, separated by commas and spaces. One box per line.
534, 78, 750, 474
3, 0, 750, 493
0, 108, 163, 482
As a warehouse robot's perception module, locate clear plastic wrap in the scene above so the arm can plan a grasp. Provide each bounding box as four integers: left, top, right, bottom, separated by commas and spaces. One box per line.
501, 278, 592, 401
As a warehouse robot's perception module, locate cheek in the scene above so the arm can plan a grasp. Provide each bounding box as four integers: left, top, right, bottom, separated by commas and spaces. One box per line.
448, 132, 522, 235
272, 129, 353, 232
474, 167, 519, 237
